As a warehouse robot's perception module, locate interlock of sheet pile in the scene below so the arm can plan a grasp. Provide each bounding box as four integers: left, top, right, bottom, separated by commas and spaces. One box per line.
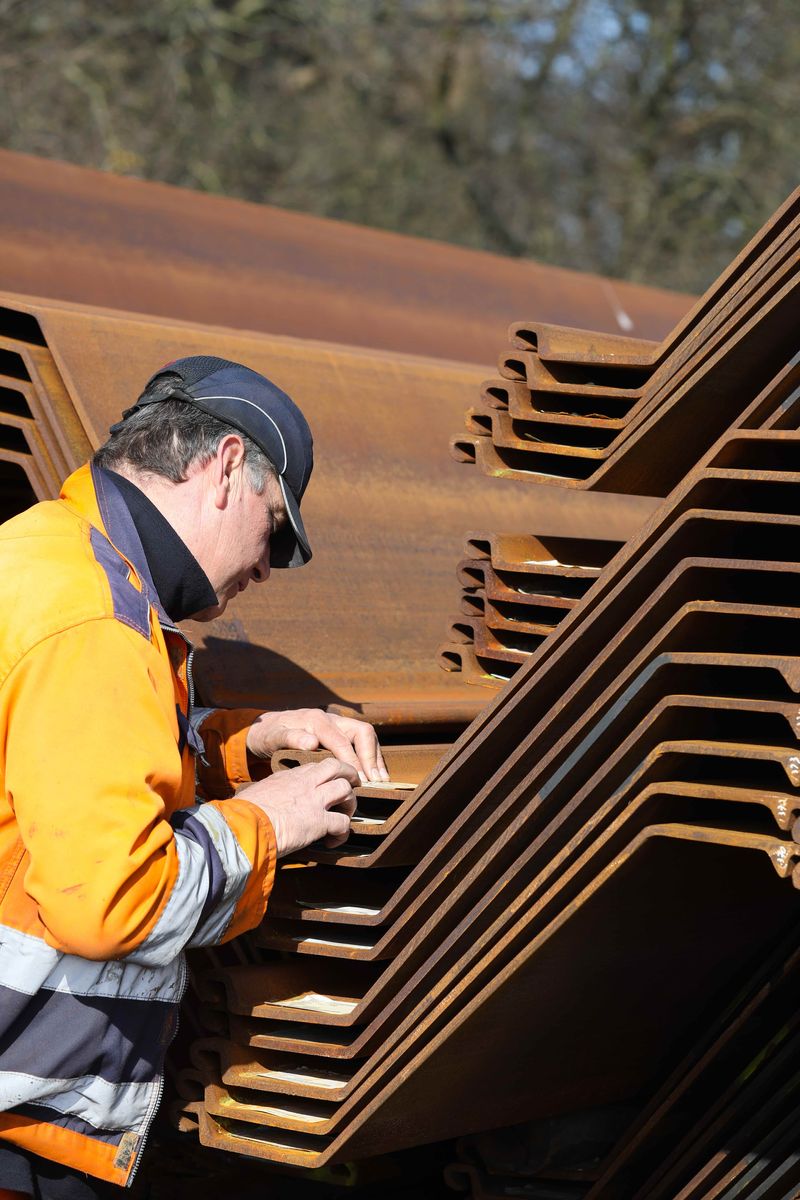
1, 180, 800, 1199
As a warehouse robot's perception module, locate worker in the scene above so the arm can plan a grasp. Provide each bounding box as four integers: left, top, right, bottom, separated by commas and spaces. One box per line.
0, 356, 388, 1198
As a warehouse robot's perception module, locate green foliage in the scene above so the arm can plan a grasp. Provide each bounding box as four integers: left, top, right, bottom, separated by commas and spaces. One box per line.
0, 0, 797, 291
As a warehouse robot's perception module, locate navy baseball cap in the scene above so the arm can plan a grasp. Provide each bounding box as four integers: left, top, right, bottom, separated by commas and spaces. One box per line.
117, 356, 313, 568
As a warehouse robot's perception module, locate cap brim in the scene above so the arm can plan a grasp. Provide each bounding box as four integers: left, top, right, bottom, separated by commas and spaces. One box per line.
271, 476, 312, 569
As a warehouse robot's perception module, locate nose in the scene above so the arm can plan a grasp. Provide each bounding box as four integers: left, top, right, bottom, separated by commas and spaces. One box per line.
251, 551, 271, 584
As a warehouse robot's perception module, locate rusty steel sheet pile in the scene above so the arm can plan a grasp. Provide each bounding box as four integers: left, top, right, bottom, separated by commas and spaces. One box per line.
0, 291, 651, 723
0, 149, 693, 366
438, 533, 625, 688
0, 304, 92, 519
451, 187, 800, 497
2, 183, 800, 1198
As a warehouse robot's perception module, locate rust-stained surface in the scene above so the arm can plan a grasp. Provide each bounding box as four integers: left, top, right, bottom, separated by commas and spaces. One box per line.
0, 150, 694, 366
452, 190, 800, 495
438, 532, 624, 687
0, 291, 656, 712
184, 831, 797, 1165
169, 340, 800, 1170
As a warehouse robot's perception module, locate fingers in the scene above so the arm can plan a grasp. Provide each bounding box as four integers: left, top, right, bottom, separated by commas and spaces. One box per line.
323, 809, 352, 848
299, 759, 358, 829
320, 776, 357, 817
309, 722, 364, 780
253, 709, 388, 785
280, 726, 321, 753
248, 711, 325, 759
295, 710, 374, 782
303, 756, 359, 788
318, 714, 388, 782
312, 769, 356, 848
349, 719, 389, 782
244, 758, 360, 857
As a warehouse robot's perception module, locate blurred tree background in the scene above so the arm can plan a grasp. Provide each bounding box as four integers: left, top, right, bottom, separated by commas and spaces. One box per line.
0, 0, 797, 293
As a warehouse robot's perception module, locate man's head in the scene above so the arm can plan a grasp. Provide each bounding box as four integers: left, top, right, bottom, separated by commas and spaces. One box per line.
93, 356, 314, 619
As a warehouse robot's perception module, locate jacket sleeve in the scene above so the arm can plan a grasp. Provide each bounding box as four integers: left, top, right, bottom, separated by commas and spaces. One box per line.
1, 617, 276, 965
196, 707, 272, 799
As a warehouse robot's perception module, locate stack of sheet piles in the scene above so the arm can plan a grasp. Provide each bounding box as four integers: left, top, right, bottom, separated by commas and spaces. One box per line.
170, 321, 800, 1175
451, 187, 800, 497
438, 533, 624, 688
0, 303, 91, 518
159, 193, 800, 1190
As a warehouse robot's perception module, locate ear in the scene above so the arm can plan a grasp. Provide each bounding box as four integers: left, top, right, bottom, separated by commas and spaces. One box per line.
212, 434, 247, 510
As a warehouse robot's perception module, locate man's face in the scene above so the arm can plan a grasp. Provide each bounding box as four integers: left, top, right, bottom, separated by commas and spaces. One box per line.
192, 469, 288, 622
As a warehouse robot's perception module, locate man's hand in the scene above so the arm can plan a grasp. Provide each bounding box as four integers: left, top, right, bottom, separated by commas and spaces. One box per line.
246, 708, 389, 783
237, 758, 359, 856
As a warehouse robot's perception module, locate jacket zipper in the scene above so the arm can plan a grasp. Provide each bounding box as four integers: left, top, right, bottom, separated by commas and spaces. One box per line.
161, 622, 196, 713
125, 955, 189, 1187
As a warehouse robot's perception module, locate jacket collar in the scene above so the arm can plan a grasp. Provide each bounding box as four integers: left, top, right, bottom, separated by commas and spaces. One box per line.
60, 463, 170, 625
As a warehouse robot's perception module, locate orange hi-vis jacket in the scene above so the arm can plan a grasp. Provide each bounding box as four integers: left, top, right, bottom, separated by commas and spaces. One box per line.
0, 463, 277, 1186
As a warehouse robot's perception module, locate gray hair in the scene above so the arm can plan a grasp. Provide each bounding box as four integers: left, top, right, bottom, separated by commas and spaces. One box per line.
94, 378, 277, 495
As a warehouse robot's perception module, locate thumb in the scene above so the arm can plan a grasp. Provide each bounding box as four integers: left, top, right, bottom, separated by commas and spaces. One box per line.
281, 727, 320, 752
